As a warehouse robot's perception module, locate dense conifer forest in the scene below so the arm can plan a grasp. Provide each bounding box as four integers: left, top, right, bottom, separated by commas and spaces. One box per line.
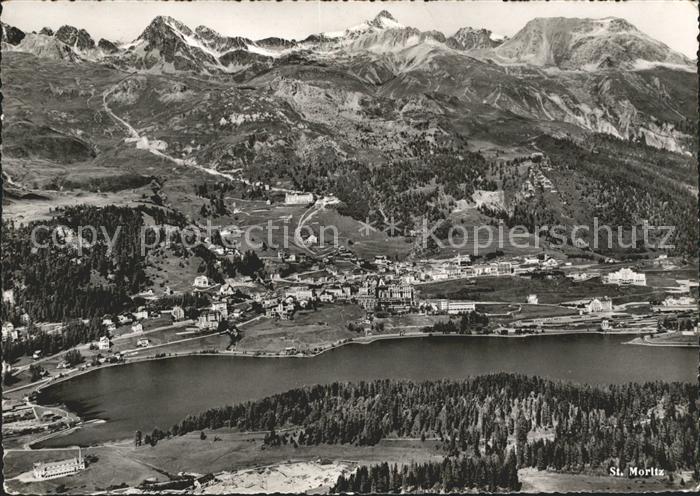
2, 205, 148, 322
153, 374, 699, 492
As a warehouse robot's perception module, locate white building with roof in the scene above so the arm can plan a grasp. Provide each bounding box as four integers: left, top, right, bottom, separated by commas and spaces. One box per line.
285, 192, 314, 205
98, 336, 111, 351
193, 275, 211, 289
428, 299, 476, 315
604, 268, 646, 286
584, 297, 613, 313
33, 449, 85, 480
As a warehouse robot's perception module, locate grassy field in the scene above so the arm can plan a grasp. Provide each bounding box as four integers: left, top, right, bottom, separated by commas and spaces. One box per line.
129, 430, 444, 476
643, 268, 698, 289
3, 445, 167, 494
5, 435, 693, 494
3, 429, 445, 494
509, 304, 578, 319
375, 314, 455, 331
238, 303, 364, 352
123, 333, 232, 357
635, 332, 699, 347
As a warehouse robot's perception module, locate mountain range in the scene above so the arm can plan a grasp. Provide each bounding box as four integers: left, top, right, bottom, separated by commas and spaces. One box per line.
2, 11, 692, 69
1, 11, 697, 254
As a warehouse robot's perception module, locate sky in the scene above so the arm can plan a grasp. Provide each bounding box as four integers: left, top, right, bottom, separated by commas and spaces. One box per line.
3, 0, 698, 58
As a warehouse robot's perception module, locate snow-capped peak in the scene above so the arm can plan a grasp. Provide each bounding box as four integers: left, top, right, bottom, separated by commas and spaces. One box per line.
368, 10, 404, 30
323, 10, 405, 39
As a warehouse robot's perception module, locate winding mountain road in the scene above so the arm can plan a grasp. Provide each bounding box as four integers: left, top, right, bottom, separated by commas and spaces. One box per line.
102, 79, 295, 192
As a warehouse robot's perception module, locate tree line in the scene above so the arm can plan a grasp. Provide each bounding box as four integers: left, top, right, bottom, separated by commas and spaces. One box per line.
145, 374, 697, 481
332, 453, 520, 493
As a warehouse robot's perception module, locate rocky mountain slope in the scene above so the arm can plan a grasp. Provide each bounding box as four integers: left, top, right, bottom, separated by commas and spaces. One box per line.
1, 21, 25, 45
446, 27, 505, 50
1, 12, 697, 254
494, 17, 691, 70
3, 12, 693, 154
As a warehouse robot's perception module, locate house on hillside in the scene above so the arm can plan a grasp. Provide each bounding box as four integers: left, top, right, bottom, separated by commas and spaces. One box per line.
285, 192, 314, 205
98, 336, 111, 351
197, 311, 221, 331
2, 289, 15, 306
2, 322, 18, 342
172, 306, 185, 321
584, 297, 613, 314
117, 314, 132, 325
285, 287, 315, 301
193, 275, 211, 289
604, 268, 646, 286
219, 282, 236, 296
211, 302, 228, 318
133, 308, 149, 321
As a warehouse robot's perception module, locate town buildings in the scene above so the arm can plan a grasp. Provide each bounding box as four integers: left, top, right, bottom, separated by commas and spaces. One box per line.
211, 302, 228, 318
354, 278, 415, 312
197, 311, 222, 330
655, 296, 697, 312
377, 284, 415, 312
285, 287, 315, 301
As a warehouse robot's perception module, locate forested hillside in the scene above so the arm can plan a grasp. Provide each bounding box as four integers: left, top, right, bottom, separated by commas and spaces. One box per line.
155, 374, 699, 492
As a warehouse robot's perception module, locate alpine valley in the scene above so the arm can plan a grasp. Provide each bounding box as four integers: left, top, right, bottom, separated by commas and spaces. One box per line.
2, 11, 698, 254
2, 8, 700, 496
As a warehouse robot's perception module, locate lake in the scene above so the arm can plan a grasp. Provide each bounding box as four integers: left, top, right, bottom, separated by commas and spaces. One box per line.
36, 334, 696, 447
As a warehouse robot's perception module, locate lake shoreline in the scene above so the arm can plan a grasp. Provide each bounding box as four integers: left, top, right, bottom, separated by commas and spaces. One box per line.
27, 330, 694, 450
623, 335, 699, 348
32, 328, 651, 393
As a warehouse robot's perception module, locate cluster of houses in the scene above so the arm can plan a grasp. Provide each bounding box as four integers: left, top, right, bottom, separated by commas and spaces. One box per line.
2, 321, 65, 343
261, 285, 349, 320
522, 162, 556, 198
654, 295, 697, 312
359, 253, 563, 285
563, 297, 614, 314
355, 277, 416, 312
101, 305, 164, 336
